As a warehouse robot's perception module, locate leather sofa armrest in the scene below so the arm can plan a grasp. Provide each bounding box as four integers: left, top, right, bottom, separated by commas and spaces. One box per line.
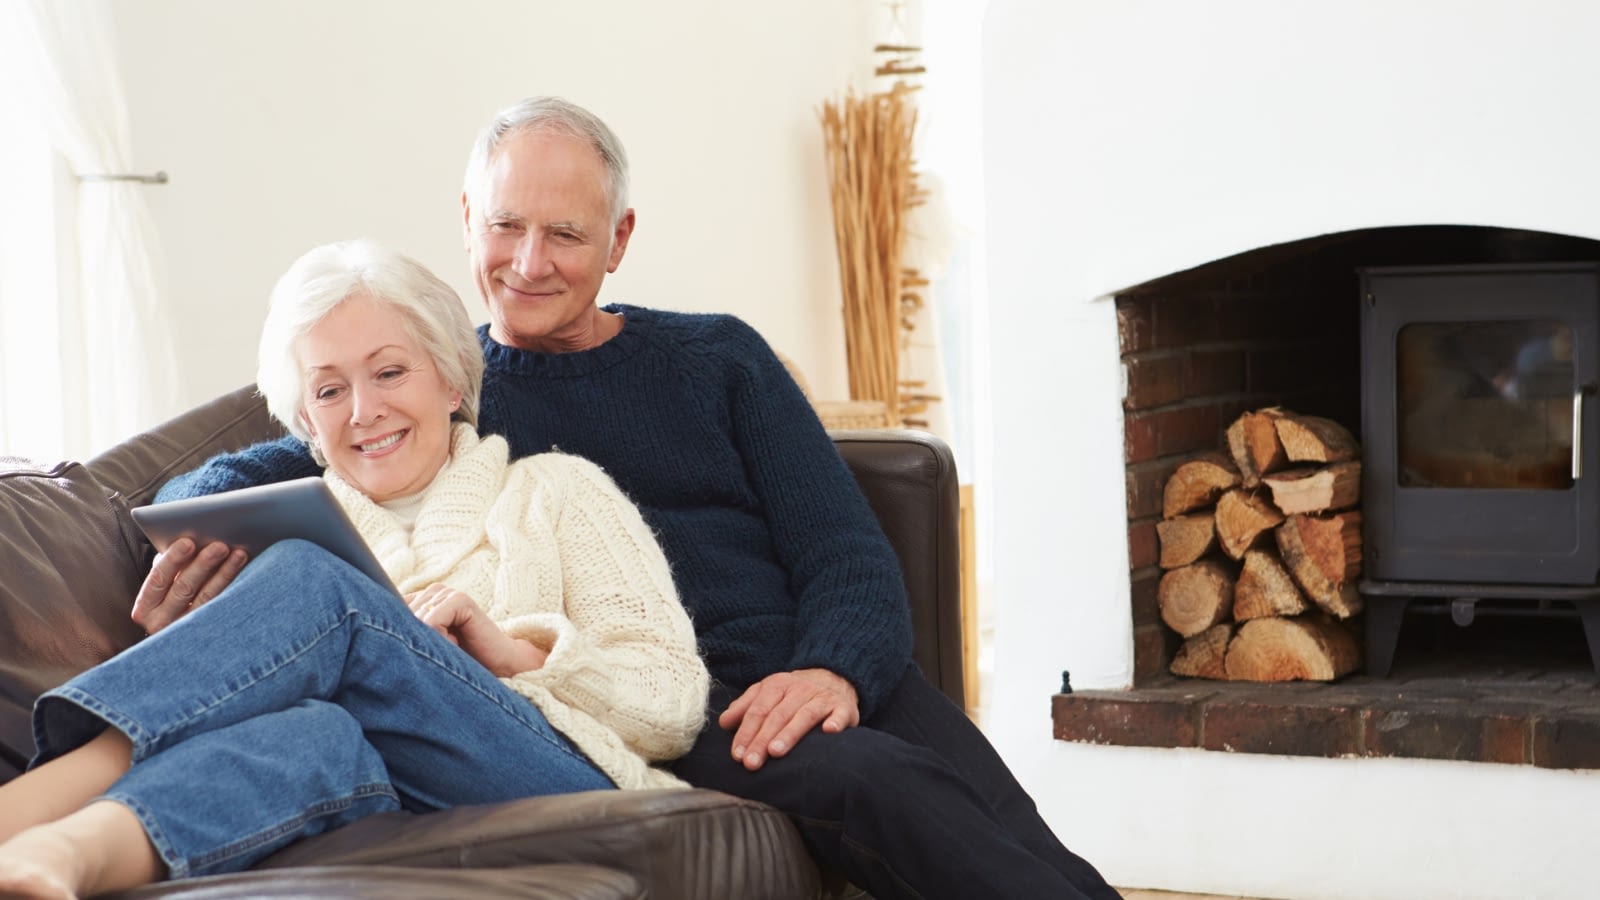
831, 429, 964, 708
251, 788, 820, 900
0, 459, 148, 781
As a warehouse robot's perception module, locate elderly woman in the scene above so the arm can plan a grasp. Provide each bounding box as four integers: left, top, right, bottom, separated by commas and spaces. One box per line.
0, 239, 709, 899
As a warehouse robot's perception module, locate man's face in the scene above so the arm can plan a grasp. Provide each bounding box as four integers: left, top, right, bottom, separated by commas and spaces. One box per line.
462, 130, 634, 352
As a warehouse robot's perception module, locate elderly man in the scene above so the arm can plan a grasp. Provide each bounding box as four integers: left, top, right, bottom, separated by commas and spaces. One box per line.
142, 97, 1118, 900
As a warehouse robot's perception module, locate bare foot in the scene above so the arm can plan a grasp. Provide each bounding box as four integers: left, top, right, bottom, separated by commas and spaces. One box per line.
0, 827, 81, 899
0, 802, 159, 900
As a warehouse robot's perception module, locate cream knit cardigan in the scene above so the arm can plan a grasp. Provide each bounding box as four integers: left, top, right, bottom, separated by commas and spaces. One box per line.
325, 423, 709, 790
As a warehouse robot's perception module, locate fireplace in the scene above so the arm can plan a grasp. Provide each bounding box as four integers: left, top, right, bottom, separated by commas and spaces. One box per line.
1118, 225, 1600, 683
1053, 225, 1600, 772
1358, 261, 1600, 676
985, 7, 1600, 894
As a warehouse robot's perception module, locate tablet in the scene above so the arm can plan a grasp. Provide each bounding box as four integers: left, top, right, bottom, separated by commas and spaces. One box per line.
131, 477, 401, 598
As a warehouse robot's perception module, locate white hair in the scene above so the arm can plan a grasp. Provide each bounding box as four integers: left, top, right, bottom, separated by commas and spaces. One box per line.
256, 239, 483, 450
463, 96, 631, 226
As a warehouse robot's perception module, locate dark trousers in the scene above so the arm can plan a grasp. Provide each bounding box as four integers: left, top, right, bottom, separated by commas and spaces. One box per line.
672, 666, 1119, 900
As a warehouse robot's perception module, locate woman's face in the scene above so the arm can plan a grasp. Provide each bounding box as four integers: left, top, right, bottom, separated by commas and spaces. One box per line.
297, 293, 461, 502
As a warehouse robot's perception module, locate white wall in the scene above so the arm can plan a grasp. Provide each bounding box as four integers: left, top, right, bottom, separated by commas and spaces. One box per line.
982, 2, 1600, 898
109, 0, 879, 413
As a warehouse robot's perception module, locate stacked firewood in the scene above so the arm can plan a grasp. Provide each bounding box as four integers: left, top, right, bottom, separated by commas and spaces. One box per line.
1157, 408, 1364, 682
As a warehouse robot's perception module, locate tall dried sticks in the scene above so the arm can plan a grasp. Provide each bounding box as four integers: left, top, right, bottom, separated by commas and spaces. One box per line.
820, 84, 919, 420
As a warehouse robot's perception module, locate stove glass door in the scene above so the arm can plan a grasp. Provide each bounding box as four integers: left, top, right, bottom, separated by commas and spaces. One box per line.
1396, 319, 1574, 490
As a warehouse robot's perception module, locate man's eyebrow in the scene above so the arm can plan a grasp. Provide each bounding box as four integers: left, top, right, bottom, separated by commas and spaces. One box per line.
544, 221, 589, 236
483, 208, 526, 224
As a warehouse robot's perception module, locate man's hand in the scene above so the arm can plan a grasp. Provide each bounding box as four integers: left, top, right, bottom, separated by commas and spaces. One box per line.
406, 583, 548, 676
131, 538, 248, 634
719, 668, 860, 771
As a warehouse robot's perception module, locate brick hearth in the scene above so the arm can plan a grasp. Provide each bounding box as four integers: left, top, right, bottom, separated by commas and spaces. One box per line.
1058, 601, 1600, 767
1053, 660, 1600, 769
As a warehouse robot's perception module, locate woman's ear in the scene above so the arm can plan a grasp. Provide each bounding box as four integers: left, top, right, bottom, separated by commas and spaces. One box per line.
299, 411, 329, 467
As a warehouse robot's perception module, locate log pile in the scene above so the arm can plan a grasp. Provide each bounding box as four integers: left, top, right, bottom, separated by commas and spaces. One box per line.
1159, 408, 1364, 682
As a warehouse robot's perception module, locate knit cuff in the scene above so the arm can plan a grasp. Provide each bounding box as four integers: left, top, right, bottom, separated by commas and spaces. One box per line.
499, 613, 576, 664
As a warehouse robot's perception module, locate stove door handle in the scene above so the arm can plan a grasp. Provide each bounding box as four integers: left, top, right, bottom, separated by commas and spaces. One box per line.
1575, 384, 1595, 480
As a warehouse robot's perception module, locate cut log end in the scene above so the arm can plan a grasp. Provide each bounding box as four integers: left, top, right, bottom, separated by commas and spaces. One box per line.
1226, 408, 1289, 488
1157, 514, 1218, 568
1158, 559, 1236, 638
1275, 512, 1363, 618
1233, 548, 1310, 621
1162, 451, 1242, 519
1215, 489, 1285, 560
1274, 413, 1360, 463
1171, 623, 1235, 680
1223, 615, 1361, 682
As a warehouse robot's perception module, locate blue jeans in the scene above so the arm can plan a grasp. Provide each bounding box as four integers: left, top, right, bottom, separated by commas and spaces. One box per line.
31, 539, 613, 879
673, 667, 1119, 900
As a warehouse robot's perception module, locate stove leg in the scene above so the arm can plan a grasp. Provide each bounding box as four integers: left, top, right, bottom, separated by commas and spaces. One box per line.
1364, 595, 1410, 677
1575, 599, 1600, 679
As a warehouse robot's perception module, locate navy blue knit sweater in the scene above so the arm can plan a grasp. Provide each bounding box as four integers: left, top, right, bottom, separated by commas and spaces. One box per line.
157, 305, 915, 716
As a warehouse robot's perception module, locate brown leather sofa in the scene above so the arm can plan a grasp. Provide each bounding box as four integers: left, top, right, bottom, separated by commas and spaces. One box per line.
0, 384, 964, 899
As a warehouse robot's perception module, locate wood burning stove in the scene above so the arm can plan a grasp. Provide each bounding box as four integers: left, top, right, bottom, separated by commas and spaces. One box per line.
1359, 261, 1600, 676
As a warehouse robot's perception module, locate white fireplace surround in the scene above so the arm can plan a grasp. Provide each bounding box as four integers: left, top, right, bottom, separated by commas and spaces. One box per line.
981, 2, 1600, 898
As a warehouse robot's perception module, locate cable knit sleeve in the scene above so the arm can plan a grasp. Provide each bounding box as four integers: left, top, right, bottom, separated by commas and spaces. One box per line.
154, 435, 321, 502
500, 455, 709, 762
712, 318, 914, 717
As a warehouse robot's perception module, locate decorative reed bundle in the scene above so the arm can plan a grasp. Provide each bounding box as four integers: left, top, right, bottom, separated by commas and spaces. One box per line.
820, 82, 919, 422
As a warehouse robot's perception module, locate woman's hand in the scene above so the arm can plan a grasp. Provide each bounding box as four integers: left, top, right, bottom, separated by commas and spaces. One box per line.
132, 539, 249, 634
405, 583, 548, 676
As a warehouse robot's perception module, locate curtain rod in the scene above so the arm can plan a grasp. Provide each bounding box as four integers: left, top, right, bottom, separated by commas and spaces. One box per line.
77, 171, 168, 184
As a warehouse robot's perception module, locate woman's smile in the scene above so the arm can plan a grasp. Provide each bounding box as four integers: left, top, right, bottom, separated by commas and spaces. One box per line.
357, 429, 409, 455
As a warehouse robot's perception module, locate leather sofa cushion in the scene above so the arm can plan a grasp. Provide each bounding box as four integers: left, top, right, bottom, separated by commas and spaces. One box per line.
0, 457, 146, 780
103, 863, 644, 899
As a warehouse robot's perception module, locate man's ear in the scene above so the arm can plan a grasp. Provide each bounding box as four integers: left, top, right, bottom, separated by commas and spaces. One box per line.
460, 190, 473, 251
607, 208, 636, 273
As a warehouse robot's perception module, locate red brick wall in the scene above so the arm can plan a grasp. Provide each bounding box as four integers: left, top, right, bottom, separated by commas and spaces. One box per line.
1117, 265, 1356, 683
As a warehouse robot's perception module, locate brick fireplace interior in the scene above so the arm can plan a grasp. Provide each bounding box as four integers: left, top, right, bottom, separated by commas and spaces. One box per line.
1054, 224, 1600, 769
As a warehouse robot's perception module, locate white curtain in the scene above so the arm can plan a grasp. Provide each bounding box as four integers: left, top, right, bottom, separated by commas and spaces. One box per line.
0, 0, 179, 461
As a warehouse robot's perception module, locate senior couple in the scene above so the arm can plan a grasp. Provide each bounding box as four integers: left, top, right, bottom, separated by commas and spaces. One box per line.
0, 98, 1117, 900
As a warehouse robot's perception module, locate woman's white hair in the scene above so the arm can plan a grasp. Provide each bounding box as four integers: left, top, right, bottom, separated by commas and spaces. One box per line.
463, 96, 631, 226
256, 239, 483, 453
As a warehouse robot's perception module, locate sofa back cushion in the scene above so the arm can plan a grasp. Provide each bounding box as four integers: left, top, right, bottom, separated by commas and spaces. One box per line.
0, 457, 146, 781
89, 384, 285, 506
